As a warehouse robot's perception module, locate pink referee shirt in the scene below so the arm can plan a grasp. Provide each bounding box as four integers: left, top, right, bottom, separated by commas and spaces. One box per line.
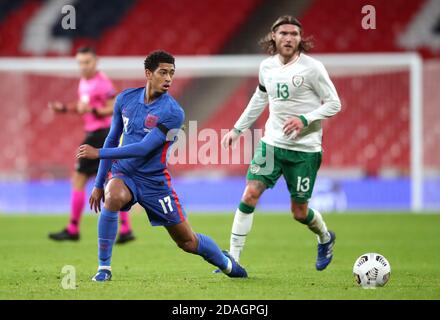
78, 71, 115, 132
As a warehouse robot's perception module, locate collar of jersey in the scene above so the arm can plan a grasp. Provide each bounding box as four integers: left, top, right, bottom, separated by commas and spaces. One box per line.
277, 53, 301, 68
138, 87, 167, 106
81, 70, 101, 82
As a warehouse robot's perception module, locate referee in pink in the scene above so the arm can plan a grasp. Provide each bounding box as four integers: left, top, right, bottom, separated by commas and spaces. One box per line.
48, 47, 135, 244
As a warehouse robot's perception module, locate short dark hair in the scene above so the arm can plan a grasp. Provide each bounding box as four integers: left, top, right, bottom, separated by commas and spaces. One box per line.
144, 50, 175, 71
259, 15, 314, 55
76, 46, 96, 55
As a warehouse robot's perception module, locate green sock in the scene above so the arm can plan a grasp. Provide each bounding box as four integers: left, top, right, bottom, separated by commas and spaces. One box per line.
305, 208, 331, 244
238, 201, 254, 214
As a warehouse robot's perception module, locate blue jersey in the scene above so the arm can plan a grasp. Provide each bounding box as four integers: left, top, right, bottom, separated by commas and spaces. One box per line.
95, 87, 184, 188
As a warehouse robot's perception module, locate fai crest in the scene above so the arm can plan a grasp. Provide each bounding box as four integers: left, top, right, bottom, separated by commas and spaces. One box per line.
292, 75, 304, 87
145, 114, 159, 129
250, 164, 261, 174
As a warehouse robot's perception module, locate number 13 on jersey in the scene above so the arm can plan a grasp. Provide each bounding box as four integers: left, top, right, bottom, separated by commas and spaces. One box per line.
277, 83, 290, 99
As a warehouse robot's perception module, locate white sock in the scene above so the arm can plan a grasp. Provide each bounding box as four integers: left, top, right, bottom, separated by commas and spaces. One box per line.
307, 208, 331, 244
229, 208, 254, 262
98, 266, 112, 271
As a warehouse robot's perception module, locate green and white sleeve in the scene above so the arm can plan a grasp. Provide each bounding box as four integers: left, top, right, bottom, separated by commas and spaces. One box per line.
233, 62, 269, 133
233, 86, 268, 133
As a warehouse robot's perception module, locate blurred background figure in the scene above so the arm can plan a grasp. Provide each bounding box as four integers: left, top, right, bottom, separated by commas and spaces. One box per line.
47, 46, 135, 244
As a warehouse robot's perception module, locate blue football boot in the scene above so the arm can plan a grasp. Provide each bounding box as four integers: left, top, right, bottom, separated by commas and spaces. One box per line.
316, 230, 336, 271
222, 251, 248, 278
91, 269, 112, 282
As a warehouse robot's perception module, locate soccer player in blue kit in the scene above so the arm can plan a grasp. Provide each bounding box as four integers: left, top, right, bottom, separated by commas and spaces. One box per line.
77, 50, 247, 281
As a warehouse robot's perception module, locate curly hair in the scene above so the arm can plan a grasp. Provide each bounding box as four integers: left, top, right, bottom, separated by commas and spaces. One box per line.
144, 50, 175, 71
259, 15, 314, 55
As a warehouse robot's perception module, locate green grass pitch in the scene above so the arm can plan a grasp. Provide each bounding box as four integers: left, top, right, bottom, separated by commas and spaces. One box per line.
0, 212, 439, 299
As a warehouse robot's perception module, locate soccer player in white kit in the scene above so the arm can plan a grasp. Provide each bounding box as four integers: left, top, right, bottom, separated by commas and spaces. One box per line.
221, 16, 341, 271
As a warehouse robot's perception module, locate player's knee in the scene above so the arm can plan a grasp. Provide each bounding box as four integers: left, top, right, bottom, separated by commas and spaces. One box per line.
177, 239, 197, 254
291, 204, 308, 222
104, 192, 127, 211
242, 188, 261, 206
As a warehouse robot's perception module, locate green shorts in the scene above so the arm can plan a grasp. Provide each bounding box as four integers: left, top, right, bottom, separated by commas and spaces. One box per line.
246, 141, 322, 203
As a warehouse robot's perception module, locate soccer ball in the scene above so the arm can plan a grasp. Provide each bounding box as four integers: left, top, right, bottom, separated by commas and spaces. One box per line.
353, 253, 391, 288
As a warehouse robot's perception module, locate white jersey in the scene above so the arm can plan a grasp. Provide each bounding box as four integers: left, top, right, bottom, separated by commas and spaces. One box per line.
234, 53, 341, 152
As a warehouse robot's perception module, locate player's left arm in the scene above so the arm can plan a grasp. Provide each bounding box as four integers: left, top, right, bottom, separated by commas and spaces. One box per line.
302, 62, 342, 125
284, 63, 341, 136
93, 97, 116, 117
79, 108, 184, 160
92, 79, 117, 117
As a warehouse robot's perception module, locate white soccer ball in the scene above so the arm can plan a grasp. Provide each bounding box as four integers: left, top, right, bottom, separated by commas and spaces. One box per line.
353, 253, 391, 288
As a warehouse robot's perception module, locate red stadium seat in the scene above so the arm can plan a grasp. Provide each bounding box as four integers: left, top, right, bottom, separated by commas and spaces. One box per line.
0, 1, 42, 56
78, 0, 262, 56
300, 0, 426, 54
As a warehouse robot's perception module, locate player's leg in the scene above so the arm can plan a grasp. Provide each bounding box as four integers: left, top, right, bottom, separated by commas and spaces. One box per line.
48, 170, 88, 241
116, 211, 136, 244
140, 171, 247, 278
291, 200, 335, 270
284, 150, 335, 270
91, 128, 136, 242
165, 221, 247, 278
291, 200, 331, 243
228, 180, 266, 262
93, 177, 134, 281
69, 171, 89, 234
228, 141, 282, 262
50, 129, 104, 241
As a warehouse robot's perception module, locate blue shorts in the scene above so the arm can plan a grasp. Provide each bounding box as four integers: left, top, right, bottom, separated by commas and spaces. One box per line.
110, 170, 187, 227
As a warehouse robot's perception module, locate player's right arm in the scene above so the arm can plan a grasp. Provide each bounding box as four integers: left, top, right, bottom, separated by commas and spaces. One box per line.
89, 94, 124, 212
95, 107, 184, 159
222, 63, 269, 149
48, 101, 79, 113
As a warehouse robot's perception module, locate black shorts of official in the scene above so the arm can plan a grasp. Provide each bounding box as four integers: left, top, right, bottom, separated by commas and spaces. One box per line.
75, 128, 110, 176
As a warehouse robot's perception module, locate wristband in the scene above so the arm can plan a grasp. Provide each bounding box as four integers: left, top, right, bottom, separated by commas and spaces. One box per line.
298, 115, 308, 127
